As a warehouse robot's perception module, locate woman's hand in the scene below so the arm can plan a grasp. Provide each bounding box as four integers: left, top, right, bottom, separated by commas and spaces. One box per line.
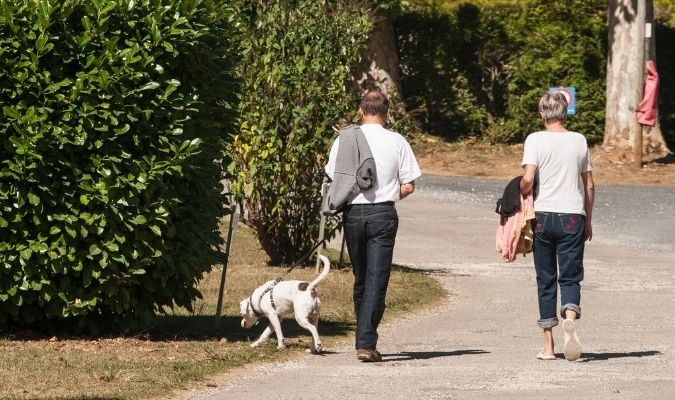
520, 164, 537, 196
581, 171, 594, 242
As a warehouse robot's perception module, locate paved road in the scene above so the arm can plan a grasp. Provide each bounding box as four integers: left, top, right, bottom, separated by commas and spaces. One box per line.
186, 175, 675, 400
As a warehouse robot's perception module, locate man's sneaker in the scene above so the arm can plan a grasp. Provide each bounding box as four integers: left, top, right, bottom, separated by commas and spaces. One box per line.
562, 319, 582, 361
356, 348, 382, 362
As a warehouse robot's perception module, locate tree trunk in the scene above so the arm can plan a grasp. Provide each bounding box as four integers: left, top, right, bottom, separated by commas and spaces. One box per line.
354, 13, 414, 132
605, 0, 645, 149
355, 14, 401, 96
605, 0, 671, 159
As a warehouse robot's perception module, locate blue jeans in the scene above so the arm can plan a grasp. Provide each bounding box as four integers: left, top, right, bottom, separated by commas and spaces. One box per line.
344, 202, 398, 350
533, 212, 585, 329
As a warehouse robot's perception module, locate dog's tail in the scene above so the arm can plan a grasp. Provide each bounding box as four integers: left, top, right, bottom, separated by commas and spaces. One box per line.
308, 255, 331, 291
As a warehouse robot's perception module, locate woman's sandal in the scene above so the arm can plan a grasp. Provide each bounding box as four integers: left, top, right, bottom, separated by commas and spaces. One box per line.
536, 351, 556, 360
562, 318, 582, 361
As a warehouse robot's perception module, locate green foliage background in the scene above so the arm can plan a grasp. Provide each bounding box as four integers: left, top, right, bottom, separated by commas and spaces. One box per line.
229, 0, 373, 265
3, 0, 674, 329
396, 0, 607, 143
0, 0, 238, 329
397, 0, 675, 146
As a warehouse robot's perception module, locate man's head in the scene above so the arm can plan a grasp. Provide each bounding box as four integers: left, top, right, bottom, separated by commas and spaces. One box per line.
358, 90, 388, 124
538, 92, 568, 125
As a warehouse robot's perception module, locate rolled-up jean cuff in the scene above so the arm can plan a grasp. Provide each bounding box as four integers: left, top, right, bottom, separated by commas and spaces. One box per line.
537, 317, 559, 329
561, 303, 581, 319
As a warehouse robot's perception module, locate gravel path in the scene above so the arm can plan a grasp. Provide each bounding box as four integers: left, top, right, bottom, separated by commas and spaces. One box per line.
184, 175, 675, 400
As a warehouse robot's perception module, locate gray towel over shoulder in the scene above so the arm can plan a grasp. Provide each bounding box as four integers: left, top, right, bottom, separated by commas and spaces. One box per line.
323, 125, 376, 214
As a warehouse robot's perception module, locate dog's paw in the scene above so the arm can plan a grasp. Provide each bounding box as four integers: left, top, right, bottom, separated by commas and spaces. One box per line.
308, 343, 322, 354
250, 342, 260, 348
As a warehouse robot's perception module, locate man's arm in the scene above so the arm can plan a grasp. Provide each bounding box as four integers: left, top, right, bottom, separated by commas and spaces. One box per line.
400, 181, 415, 199
520, 164, 537, 196
581, 171, 595, 241
324, 138, 339, 179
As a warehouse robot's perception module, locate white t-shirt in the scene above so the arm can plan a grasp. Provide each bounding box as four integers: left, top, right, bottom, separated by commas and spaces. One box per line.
521, 131, 592, 215
325, 123, 421, 204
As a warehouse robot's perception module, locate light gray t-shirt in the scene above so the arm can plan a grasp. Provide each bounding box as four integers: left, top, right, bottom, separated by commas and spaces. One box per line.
521, 131, 592, 215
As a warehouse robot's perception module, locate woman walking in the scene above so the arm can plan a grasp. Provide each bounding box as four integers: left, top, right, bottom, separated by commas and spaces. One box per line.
520, 92, 595, 361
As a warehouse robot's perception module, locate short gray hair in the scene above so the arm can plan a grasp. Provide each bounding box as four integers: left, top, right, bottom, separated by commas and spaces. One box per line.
538, 92, 568, 124
359, 91, 389, 118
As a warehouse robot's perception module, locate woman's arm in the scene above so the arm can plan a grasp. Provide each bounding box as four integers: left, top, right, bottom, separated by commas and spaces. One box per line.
581, 171, 595, 241
520, 164, 537, 196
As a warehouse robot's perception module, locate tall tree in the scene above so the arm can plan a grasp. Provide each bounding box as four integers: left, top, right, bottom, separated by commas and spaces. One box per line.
605, 0, 671, 160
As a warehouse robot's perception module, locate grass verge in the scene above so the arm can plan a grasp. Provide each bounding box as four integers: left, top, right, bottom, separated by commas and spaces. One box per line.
0, 222, 446, 400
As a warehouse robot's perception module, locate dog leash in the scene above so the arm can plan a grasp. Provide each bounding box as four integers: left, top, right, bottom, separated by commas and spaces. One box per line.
279, 222, 341, 279
249, 222, 342, 316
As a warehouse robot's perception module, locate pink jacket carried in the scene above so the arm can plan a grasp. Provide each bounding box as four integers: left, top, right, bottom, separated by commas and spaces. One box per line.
637, 60, 659, 127
496, 192, 535, 262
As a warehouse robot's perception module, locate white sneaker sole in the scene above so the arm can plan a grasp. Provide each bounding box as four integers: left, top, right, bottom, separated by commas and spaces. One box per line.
563, 319, 582, 361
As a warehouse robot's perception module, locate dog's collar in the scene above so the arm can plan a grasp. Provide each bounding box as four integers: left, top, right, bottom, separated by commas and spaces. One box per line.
248, 294, 264, 317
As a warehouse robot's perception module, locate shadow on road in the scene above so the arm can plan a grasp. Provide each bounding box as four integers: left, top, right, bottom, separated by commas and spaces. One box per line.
653, 153, 675, 165
382, 349, 490, 362
579, 350, 662, 362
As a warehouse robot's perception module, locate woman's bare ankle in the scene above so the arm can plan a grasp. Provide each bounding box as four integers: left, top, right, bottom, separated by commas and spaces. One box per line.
543, 328, 555, 355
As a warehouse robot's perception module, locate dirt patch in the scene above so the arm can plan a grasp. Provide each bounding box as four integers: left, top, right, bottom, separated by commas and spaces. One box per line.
412, 135, 675, 187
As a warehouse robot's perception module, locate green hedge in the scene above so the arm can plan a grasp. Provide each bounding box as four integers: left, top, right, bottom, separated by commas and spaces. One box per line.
0, 0, 238, 329
229, 0, 373, 265
396, 0, 607, 143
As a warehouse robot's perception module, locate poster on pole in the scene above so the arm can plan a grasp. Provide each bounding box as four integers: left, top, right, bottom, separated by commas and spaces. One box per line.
548, 86, 576, 115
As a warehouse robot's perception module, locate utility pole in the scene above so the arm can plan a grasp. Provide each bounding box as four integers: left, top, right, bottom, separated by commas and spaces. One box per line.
632, 0, 646, 170
214, 201, 237, 328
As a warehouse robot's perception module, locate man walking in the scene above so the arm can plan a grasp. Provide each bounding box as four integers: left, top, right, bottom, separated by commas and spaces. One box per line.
325, 91, 421, 362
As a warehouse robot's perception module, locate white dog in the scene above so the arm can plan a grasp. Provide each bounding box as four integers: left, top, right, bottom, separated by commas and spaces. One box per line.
239, 255, 330, 353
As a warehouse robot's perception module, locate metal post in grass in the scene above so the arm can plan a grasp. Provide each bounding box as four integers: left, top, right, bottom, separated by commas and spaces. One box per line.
214, 203, 238, 328
315, 178, 329, 272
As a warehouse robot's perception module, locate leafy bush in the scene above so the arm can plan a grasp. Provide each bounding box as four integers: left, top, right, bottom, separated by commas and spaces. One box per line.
229, 0, 373, 265
397, 4, 515, 138
396, 0, 607, 143
0, 0, 238, 329
502, 0, 607, 143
